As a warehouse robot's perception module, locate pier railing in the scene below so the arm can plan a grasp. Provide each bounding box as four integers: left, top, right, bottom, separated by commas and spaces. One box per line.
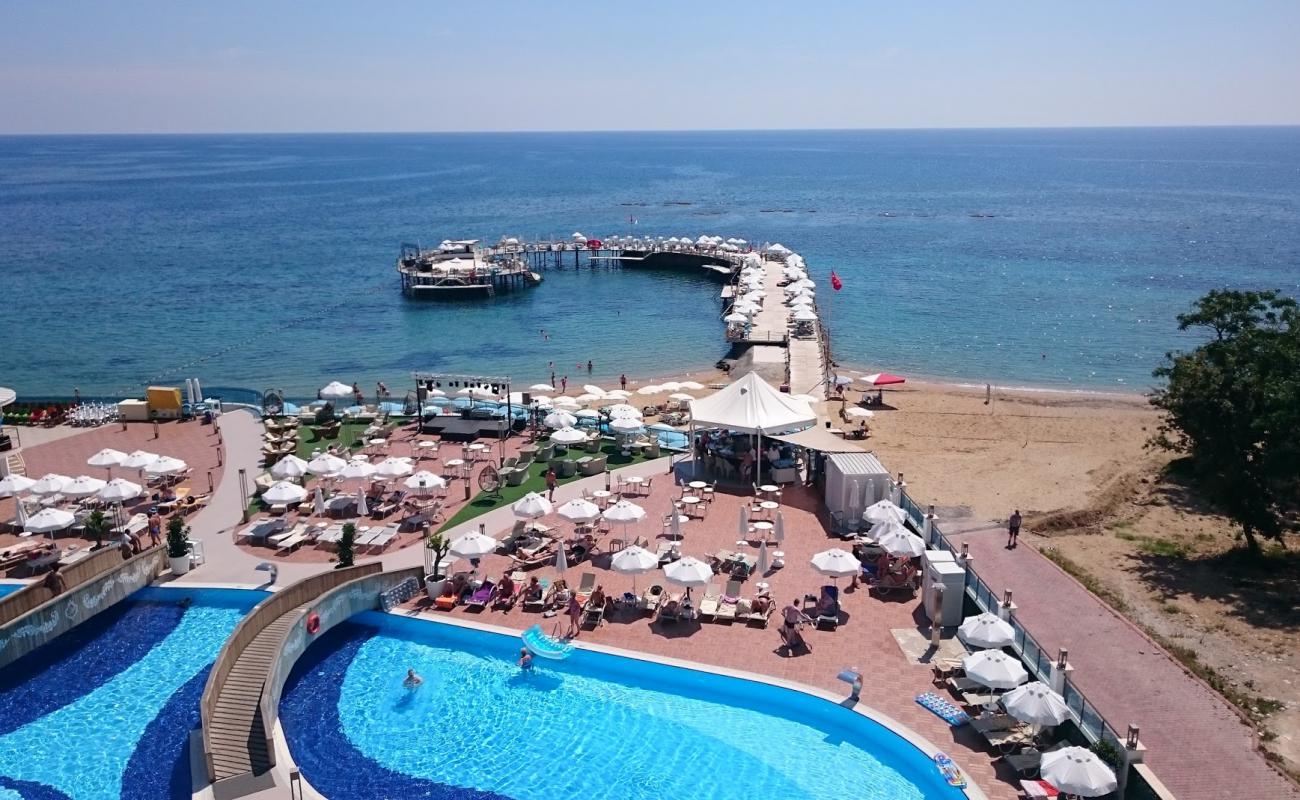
901, 487, 1163, 797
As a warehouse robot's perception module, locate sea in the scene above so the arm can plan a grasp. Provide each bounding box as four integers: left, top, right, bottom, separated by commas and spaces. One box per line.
1, 128, 1298, 401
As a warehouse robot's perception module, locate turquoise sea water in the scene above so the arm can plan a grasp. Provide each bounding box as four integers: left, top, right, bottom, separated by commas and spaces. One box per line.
2, 128, 1297, 396
281, 614, 962, 800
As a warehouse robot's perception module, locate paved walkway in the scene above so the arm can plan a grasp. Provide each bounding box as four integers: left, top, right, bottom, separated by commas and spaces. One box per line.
946, 523, 1299, 800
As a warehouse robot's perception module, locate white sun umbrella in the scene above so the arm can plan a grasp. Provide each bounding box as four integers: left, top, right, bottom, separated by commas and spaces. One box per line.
792, 308, 818, 322
680, 381, 704, 390
0, 474, 36, 497
556, 498, 601, 524
270, 454, 309, 480
373, 457, 414, 479
844, 407, 875, 420
574, 409, 600, 419
449, 531, 499, 559
529, 383, 555, 392
552, 396, 580, 409
667, 393, 694, 402
1002, 682, 1072, 728
962, 650, 1029, 690
424, 388, 446, 398
319, 381, 353, 400
582, 384, 603, 395
306, 453, 346, 477
86, 448, 127, 475
544, 410, 578, 429
23, 507, 75, 536
636, 385, 662, 395
404, 470, 447, 494
723, 312, 749, 324
145, 456, 188, 476
658, 381, 683, 392
958, 612, 1017, 649
98, 478, 143, 504
603, 499, 646, 536
810, 548, 861, 581
339, 459, 377, 481
862, 499, 906, 525
550, 427, 588, 445
61, 475, 107, 498
29, 473, 71, 496
1041, 748, 1118, 798
606, 404, 642, 419
604, 389, 631, 399
355, 488, 368, 517
609, 417, 643, 434
263, 481, 309, 505
574, 393, 602, 405
663, 556, 713, 597
871, 520, 926, 557
120, 450, 159, 472
512, 491, 553, 520
531, 396, 554, 408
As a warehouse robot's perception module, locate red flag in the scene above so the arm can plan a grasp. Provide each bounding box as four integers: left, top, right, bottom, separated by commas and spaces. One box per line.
831, 271, 843, 291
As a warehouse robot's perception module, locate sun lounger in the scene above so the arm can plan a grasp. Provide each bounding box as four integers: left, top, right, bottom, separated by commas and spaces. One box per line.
947, 675, 983, 694
316, 524, 344, 545
368, 526, 399, 551
982, 725, 1035, 754
815, 585, 841, 629
465, 580, 494, 610
269, 524, 306, 546
583, 600, 605, 627
697, 582, 722, 620
641, 584, 665, 612
1002, 742, 1067, 778
710, 549, 737, 572
574, 572, 596, 605
716, 579, 743, 623
237, 518, 284, 542
737, 597, 774, 627
275, 530, 310, 553
510, 545, 554, 570
522, 579, 550, 612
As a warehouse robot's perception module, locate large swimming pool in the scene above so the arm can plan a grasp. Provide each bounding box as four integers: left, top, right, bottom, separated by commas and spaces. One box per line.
0, 587, 262, 800
281, 614, 967, 800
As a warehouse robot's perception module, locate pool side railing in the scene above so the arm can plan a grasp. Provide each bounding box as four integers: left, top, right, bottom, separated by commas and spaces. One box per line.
900, 487, 1176, 800
199, 563, 383, 784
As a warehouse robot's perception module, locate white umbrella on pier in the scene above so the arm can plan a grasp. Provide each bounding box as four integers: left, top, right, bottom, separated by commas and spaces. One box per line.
958, 612, 1017, 649
572, 232, 587, 242
768, 243, 791, 254
23, 507, 75, 537
271, 455, 310, 480
792, 308, 818, 322
263, 481, 308, 505
1041, 748, 1117, 797
319, 381, 353, 400
61, 475, 106, 499
0, 474, 35, 498
29, 474, 71, 496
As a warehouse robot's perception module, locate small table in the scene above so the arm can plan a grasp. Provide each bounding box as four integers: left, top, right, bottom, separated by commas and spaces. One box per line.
623, 476, 645, 495
771, 550, 785, 568
443, 459, 464, 477
417, 441, 438, 459
759, 484, 779, 496
592, 490, 612, 507
688, 480, 708, 491
760, 500, 780, 513
351, 454, 369, 462
751, 521, 774, 538
368, 438, 387, 449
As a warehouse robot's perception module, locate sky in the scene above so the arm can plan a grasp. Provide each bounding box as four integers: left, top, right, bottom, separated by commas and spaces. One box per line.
2, 1, 1298, 134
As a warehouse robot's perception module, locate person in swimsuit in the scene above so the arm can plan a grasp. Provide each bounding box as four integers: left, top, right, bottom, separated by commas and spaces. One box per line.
403, 668, 423, 689
518, 647, 534, 670
779, 599, 812, 652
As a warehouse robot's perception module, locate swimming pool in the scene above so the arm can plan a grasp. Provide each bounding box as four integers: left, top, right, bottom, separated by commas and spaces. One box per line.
281, 614, 967, 800
0, 587, 262, 800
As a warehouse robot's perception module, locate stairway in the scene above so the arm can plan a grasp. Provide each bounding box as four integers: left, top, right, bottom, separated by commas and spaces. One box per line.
3, 453, 25, 477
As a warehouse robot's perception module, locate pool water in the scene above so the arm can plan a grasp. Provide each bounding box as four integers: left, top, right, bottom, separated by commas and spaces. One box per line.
0, 588, 261, 800
282, 614, 964, 800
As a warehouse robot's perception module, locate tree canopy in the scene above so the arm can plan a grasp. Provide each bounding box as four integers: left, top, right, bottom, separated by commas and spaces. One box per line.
1151, 289, 1300, 553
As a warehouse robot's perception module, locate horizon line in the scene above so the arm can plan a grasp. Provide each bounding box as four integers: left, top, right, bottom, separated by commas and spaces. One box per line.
2, 123, 1299, 137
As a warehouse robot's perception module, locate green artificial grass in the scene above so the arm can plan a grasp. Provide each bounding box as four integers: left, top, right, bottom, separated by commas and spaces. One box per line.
437, 441, 662, 531
295, 421, 392, 459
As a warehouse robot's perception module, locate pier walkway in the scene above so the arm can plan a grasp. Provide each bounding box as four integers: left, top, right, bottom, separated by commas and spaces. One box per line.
731, 253, 831, 396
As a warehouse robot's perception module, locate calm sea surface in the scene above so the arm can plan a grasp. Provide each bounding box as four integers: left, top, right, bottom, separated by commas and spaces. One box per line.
1, 128, 1297, 399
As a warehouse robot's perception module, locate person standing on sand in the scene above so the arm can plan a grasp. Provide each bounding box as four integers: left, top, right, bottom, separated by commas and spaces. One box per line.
1008, 510, 1022, 549
620, 373, 627, 390
560, 376, 567, 393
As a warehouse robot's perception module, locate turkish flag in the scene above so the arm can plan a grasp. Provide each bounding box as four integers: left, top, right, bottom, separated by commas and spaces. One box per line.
831, 271, 843, 291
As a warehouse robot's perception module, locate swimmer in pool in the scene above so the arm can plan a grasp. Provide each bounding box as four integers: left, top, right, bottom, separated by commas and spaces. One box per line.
403, 668, 423, 689
518, 648, 533, 670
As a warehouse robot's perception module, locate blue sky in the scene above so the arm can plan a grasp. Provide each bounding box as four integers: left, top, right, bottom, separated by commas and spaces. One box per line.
2, 1, 1297, 133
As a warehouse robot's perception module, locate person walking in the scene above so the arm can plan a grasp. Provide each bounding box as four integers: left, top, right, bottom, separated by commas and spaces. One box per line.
566, 593, 583, 638
147, 511, 163, 548
545, 466, 558, 501
560, 376, 568, 393
1008, 509, 1022, 549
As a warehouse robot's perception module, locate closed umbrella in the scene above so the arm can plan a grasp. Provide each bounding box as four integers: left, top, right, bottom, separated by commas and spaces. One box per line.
862, 499, 906, 526
962, 650, 1028, 690
1002, 682, 1071, 728
271, 455, 310, 480
756, 541, 770, 575
958, 612, 1016, 649
810, 548, 860, 581
668, 503, 683, 540
86, 448, 127, 475
1041, 747, 1117, 797
29, 474, 71, 496
264, 481, 308, 505
774, 510, 785, 543
556, 498, 601, 524
374, 457, 414, 479
554, 544, 569, 575
739, 504, 749, 536
0, 474, 36, 498
313, 486, 326, 516
23, 507, 75, 536
611, 545, 658, 593
550, 427, 588, 445
355, 488, 369, 517
14, 499, 28, 529
544, 410, 578, 429
339, 460, 376, 481
449, 531, 498, 559
319, 381, 354, 400
145, 456, 188, 476
307, 453, 346, 477
404, 471, 447, 494
513, 492, 553, 520
62, 475, 107, 498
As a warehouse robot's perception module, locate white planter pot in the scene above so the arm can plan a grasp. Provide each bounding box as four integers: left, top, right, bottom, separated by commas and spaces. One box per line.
169, 554, 191, 575
425, 576, 447, 599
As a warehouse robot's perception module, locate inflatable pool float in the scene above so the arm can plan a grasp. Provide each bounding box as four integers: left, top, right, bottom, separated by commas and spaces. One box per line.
933, 752, 967, 788
521, 624, 574, 660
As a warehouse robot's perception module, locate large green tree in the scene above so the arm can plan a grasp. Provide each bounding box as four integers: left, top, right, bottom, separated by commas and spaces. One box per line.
1151, 289, 1300, 554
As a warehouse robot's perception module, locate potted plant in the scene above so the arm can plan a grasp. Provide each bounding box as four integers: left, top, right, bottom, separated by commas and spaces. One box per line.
166, 516, 191, 575
424, 528, 452, 598
335, 522, 355, 569
83, 509, 110, 551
